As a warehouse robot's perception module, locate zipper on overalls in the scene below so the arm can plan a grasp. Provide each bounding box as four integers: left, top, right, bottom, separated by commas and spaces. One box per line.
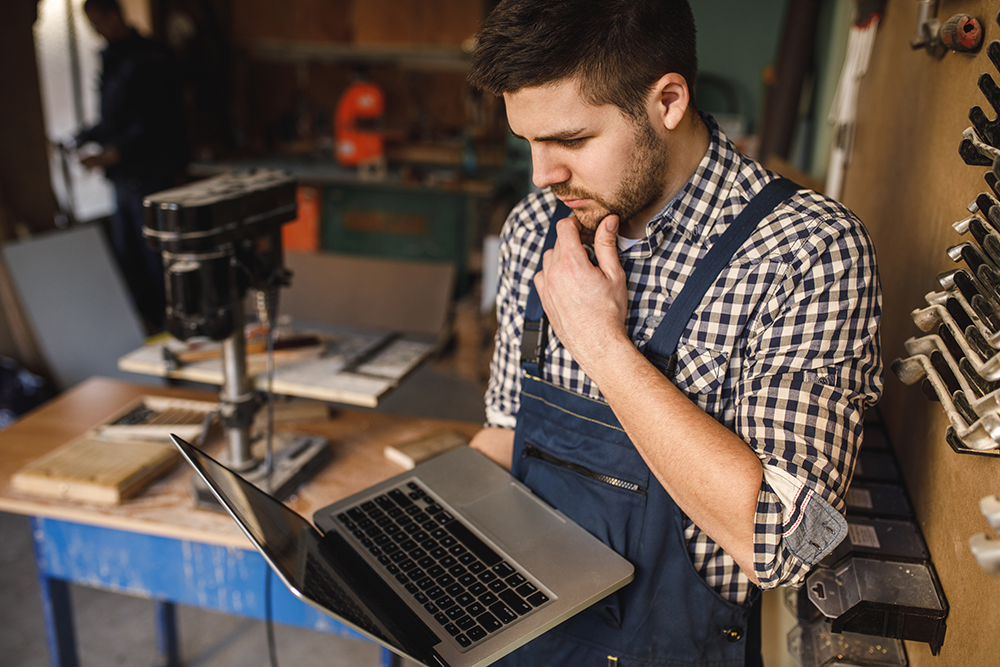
607, 657, 619, 667
522, 443, 647, 495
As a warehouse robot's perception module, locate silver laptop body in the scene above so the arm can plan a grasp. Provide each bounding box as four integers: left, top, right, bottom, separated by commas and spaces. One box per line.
173, 436, 634, 667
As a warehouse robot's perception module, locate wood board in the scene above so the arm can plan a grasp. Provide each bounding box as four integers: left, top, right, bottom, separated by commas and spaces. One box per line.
382, 429, 468, 469
118, 328, 436, 407
840, 1, 1000, 664
96, 395, 218, 443
12, 435, 179, 505
281, 251, 456, 338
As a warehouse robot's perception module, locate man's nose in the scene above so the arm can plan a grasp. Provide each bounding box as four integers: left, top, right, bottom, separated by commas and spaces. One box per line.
530, 146, 570, 190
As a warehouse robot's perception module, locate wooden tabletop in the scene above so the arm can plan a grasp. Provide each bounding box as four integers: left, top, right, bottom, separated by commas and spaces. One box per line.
0, 377, 481, 548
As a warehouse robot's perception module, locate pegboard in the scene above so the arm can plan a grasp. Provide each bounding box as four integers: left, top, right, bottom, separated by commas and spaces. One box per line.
843, 1, 1000, 665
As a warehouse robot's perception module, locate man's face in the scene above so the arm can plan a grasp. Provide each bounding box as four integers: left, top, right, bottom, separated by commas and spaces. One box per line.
504, 78, 670, 235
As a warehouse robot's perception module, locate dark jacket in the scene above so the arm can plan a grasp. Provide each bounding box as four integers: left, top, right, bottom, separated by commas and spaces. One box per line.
76, 30, 188, 182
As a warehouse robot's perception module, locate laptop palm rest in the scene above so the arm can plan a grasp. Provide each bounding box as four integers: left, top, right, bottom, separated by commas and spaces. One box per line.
460, 483, 566, 554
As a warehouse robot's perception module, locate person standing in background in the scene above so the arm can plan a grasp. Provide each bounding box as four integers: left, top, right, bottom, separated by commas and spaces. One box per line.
76, 0, 188, 332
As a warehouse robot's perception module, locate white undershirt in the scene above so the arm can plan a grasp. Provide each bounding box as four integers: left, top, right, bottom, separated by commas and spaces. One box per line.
617, 235, 643, 251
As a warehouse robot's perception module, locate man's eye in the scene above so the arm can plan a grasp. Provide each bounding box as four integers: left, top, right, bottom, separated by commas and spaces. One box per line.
560, 138, 586, 148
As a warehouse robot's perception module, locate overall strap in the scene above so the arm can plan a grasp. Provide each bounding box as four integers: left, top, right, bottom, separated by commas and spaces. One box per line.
645, 177, 800, 377
521, 201, 571, 376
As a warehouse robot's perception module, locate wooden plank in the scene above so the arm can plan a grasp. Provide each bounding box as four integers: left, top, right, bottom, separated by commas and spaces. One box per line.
282, 251, 456, 337
96, 395, 218, 442
841, 1, 1000, 664
116, 330, 436, 407
12, 436, 179, 505
382, 430, 468, 469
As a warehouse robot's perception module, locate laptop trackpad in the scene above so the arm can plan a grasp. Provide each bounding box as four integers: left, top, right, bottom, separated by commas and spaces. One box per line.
462, 482, 565, 552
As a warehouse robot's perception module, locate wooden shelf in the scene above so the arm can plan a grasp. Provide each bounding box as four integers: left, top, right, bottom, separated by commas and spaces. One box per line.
249, 39, 471, 70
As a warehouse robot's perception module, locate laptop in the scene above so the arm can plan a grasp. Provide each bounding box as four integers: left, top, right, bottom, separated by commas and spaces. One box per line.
172, 435, 634, 667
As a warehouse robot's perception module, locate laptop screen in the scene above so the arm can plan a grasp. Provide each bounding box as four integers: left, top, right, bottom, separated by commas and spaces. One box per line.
172, 436, 443, 666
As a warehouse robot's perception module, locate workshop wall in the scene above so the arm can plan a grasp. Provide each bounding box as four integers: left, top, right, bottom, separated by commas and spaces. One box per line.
225, 0, 484, 157
0, 0, 59, 370
692, 0, 790, 137
843, 1, 1000, 665
0, 0, 59, 237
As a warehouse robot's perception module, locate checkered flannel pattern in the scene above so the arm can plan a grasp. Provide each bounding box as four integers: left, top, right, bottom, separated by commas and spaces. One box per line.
484, 117, 883, 603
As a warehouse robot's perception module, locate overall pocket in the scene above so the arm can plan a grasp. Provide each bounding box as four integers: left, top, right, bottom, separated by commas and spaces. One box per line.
519, 440, 649, 629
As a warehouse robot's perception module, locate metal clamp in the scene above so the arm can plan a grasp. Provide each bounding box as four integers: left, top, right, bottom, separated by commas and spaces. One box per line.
892, 340, 1000, 451
909, 302, 1000, 380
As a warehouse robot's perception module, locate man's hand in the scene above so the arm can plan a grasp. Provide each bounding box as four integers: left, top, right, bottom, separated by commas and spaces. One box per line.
469, 427, 515, 470
533, 214, 628, 373
80, 146, 121, 169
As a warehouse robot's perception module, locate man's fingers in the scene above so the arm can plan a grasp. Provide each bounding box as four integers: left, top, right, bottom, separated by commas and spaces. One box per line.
532, 270, 547, 303
594, 215, 625, 280
555, 216, 583, 247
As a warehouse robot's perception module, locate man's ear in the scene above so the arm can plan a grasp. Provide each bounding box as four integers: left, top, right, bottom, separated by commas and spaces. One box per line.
648, 73, 691, 132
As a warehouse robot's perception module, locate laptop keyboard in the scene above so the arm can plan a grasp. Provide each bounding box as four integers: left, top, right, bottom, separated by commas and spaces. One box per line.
335, 480, 552, 650
303, 552, 385, 640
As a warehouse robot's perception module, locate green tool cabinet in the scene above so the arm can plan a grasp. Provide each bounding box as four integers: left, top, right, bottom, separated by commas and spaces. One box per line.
321, 184, 472, 291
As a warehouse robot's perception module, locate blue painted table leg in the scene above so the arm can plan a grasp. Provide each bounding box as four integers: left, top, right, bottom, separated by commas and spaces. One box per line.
379, 647, 402, 667
31, 517, 393, 666
154, 600, 180, 667
33, 518, 79, 667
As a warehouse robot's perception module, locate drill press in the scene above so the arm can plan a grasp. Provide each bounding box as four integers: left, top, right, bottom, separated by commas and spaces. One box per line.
143, 169, 330, 506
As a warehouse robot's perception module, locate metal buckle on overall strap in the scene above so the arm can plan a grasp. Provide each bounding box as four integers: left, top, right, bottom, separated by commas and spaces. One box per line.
520, 318, 547, 367
646, 350, 678, 378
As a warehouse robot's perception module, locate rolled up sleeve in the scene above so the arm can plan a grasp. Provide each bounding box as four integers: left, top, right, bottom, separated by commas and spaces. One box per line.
737, 214, 882, 589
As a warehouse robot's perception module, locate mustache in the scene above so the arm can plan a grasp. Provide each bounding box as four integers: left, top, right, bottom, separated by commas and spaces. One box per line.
551, 184, 592, 200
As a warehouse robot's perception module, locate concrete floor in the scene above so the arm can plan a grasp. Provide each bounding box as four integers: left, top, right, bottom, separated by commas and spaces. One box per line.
0, 362, 797, 667
1, 509, 395, 667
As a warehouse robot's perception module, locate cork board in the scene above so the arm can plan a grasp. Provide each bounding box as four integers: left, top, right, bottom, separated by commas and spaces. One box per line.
842, 1, 1000, 664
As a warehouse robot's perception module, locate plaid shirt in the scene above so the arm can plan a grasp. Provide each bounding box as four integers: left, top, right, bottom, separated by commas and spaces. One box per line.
484, 117, 883, 603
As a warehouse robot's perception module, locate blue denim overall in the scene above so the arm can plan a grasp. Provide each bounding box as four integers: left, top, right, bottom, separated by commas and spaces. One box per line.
497, 179, 797, 666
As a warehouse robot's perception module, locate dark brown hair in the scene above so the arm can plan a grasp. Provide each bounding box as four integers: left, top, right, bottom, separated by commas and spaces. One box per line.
468, 0, 697, 120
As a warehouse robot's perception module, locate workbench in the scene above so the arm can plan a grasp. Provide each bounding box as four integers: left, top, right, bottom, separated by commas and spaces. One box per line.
0, 377, 481, 667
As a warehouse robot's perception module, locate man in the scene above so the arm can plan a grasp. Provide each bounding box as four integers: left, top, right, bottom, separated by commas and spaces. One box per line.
76, 0, 188, 331
466, 1, 882, 665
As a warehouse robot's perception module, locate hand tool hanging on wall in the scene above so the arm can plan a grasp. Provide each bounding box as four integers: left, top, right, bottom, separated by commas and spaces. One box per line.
969, 41, 1000, 147
758, 0, 823, 164
894, 11, 1000, 456
910, 0, 983, 55
826, 1, 885, 201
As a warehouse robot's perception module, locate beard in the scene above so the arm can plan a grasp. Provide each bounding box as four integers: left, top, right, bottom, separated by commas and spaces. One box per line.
552, 118, 670, 231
